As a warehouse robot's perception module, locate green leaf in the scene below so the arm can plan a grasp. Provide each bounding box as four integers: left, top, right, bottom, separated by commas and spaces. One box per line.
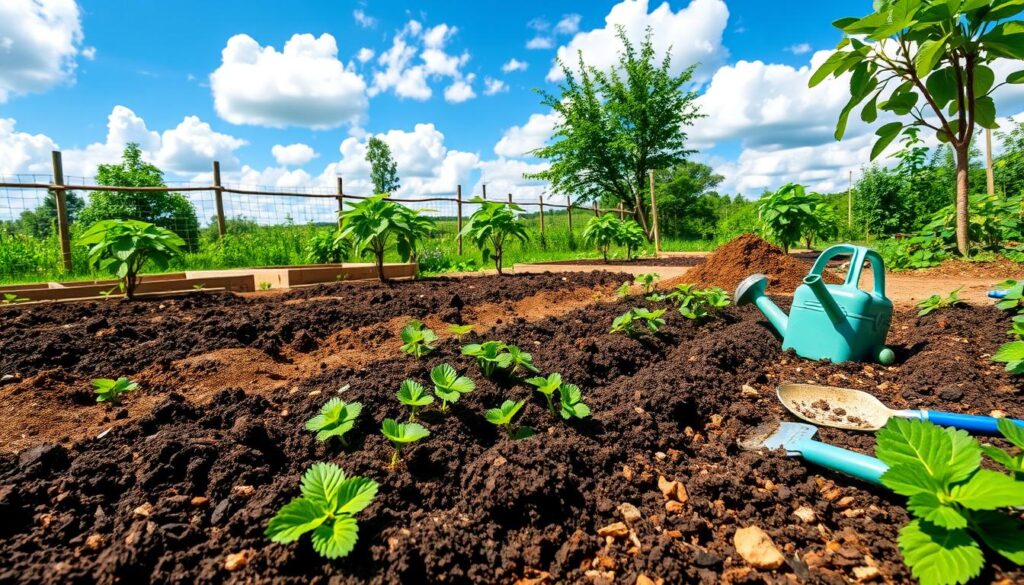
809, 50, 849, 87
981, 445, 1024, 474
300, 462, 347, 510
997, 418, 1024, 450
950, 469, 1024, 510
993, 340, 1024, 365
265, 497, 327, 543
861, 92, 879, 123
876, 418, 952, 479
915, 37, 948, 78
899, 520, 984, 585
871, 122, 905, 160
311, 516, 359, 559
974, 96, 998, 130
881, 462, 945, 496
973, 510, 1024, 564
974, 65, 996, 96
926, 67, 957, 108
335, 477, 379, 515
381, 418, 430, 444
398, 380, 434, 407
945, 428, 982, 484
1009, 70, 1024, 84
907, 492, 969, 530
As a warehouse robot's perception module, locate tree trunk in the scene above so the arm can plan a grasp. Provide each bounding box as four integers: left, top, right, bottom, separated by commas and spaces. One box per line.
954, 143, 971, 257
375, 252, 387, 282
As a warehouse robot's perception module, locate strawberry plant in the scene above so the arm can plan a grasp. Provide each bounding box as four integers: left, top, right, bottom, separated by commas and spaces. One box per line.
265, 462, 378, 559
525, 373, 562, 415
78, 219, 186, 300
990, 281, 1024, 374
381, 418, 430, 468
615, 281, 631, 298
400, 319, 437, 359
507, 345, 540, 374
610, 307, 666, 336
558, 383, 590, 420
429, 364, 475, 410
634, 272, 659, 294
447, 323, 474, 341
397, 380, 433, 421
983, 418, 1024, 481
462, 341, 513, 377
616, 219, 647, 260
305, 398, 362, 445
484, 399, 534, 440
665, 284, 730, 320
91, 377, 138, 404
875, 418, 1024, 585
916, 287, 965, 317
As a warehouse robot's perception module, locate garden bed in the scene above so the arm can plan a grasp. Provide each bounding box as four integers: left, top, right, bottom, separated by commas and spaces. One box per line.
0, 272, 1022, 584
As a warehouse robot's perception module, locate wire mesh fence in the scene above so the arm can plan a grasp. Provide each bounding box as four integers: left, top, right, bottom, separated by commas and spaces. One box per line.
0, 154, 650, 284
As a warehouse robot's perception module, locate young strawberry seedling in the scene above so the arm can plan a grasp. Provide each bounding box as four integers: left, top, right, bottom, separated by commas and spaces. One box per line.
557, 383, 591, 419
507, 345, 540, 374
91, 377, 138, 405
447, 323, 474, 341
462, 341, 513, 377
665, 284, 730, 320
397, 380, 434, 421
430, 364, 475, 410
610, 308, 666, 336
916, 287, 964, 316
265, 462, 378, 559
381, 418, 430, 468
400, 319, 438, 359
525, 373, 562, 415
615, 281, 631, 298
484, 399, 534, 439
305, 398, 362, 445
634, 273, 659, 295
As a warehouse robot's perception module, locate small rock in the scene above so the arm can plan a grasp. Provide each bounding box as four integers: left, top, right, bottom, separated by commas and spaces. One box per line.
597, 522, 629, 539
741, 384, 758, 397
232, 485, 255, 497
618, 503, 642, 526
308, 390, 321, 397
733, 526, 785, 570
492, 455, 507, 467
636, 575, 662, 585
707, 414, 723, 429
654, 451, 666, 460
621, 465, 634, 481
84, 533, 104, 551
190, 496, 209, 507
657, 476, 688, 503
665, 500, 685, 514
991, 409, 1007, 419
584, 569, 615, 585
836, 496, 856, 509
793, 506, 816, 523
133, 503, 153, 517
852, 566, 880, 582
224, 550, 250, 572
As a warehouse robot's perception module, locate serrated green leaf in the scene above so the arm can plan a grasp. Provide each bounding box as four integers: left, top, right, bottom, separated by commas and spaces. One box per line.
899, 520, 984, 585
876, 418, 953, 479
311, 516, 359, 559
993, 340, 1024, 364
335, 477, 378, 515
945, 427, 982, 484
907, 492, 969, 529
398, 380, 433, 407
448, 375, 475, 394
265, 497, 327, 543
881, 462, 945, 496
301, 462, 347, 510
950, 469, 1024, 510
973, 510, 1024, 564
981, 445, 1023, 473
997, 418, 1024, 450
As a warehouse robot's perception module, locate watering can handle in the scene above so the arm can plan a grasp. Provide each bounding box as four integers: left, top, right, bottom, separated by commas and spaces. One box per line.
809, 245, 886, 297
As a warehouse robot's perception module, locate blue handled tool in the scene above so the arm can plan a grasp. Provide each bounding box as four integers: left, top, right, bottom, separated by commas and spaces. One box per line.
989, 289, 1008, 299
777, 383, 1024, 435
740, 421, 888, 484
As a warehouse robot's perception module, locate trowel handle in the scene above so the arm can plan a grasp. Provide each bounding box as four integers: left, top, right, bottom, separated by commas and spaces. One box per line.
920, 410, 1024, 434
796, 439, 888, 485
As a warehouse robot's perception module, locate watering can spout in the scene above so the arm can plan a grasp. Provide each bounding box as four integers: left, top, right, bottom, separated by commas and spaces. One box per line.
735, 274, 789, 337
803, 274, 847, 326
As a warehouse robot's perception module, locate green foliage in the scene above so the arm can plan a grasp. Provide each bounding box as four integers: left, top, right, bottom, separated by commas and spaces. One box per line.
447, 323, 474, 341
610, 307, 666, 336
460, 199, 529, 275
258, 281, 272, 291
16, 191, 84, 238
429, 364, 475, 410
399, 319, 438, 359
305, 229, 351, 264
91, 377, 138, 404
484, 399, 534, 440
664, 284, 731, 320
78, 219, 185, 299
615, 281, 631, 297
305, 398, 362, 445
653, 161, 726, 241
876, 238, 948, 271
757, 183, 826, 254
339, 195, 423, 281
2, 293, 29, 304
875, 418, 1024, 585
634, 272, 659, 295
525, 372, 562, 415
996, 117, 1024, 197
991, 280, 1024, 374
917, 287, 965, 316
461, 341, 514, 377
583, 214, 622, 262
78, 143, 200, 251
381, 418, 430, 468
557, 382, 591, 420
506, 345, 540, 374
366, 137, 401, 195
982, 418, 1024, 481
616, 219, 647, 259
529, 27, 700, 238
264, 462, 378, 559
397, 380, 433, 421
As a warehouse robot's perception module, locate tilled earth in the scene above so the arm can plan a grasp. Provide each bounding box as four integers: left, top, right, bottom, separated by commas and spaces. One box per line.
1, 273, 1023, 584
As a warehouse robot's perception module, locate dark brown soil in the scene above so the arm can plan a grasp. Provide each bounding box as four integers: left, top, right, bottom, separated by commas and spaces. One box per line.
535, 256, 706, 268
687, 234, 840, 293
1, 275, 1022, 584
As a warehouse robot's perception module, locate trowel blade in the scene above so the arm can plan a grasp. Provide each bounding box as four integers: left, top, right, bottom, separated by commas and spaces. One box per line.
739, 421, 818, 456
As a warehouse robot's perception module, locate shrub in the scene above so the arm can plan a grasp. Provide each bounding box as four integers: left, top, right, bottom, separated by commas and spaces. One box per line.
305, 398, 362, 445
484, 399, 533, 439
757, 183, 824, 254
78, 219, 186, 300
610, 307, 666, 336
460, 198, 529, 275
616, 219, 647, 260
429, 364, 475, 410
91, 377, 138, 404
265, 462, 378, 559
400, 320, 437, 359
634, 272, 659, 295
381, 418, 430, 468
397, 380, 434, 421
338, 194, 421, 282
582, 213, 622, 262
306, 229, 351, 264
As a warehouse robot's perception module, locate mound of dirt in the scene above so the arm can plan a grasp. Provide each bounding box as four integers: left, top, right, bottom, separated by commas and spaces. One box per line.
685, 234, 832, 293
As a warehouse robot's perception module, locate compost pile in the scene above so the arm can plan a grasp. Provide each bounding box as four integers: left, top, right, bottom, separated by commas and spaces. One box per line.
686, 233, 831, 293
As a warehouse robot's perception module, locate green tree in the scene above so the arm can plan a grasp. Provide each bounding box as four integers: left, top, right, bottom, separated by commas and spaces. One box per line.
996, 116, 1024, 196
366, 137, 400, 195
16, 190, 85, 238
757, 183, 824, 254
528, 27, 701, 239
78, 143, 200, 250
338, 195, 418, 282
811, 0, 1024, 256
654, 161, 725, 240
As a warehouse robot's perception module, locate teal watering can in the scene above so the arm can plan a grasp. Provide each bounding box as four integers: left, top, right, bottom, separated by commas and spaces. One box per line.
735, 244, 895, 365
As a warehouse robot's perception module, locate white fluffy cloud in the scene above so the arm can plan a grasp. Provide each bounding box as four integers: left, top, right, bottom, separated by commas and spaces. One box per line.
554, 14, 582, 35
353, 9, 377, 28
494, 112, 560, 158
369, 20, 474, 102
526, 37, 554, 50
444, 76, 476, 103
474, 158, 551, 203
483, 77, 508, 96
547, 0, 729, 82
356, 47, 375, 63
0, 0, 86, 103
0, 118, 60, 176
272, 143, 317, 166
211, 33, 368, 129
502, 58, 528, 73
785, 43, 812, 55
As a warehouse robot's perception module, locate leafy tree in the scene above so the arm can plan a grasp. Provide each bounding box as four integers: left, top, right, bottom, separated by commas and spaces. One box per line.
855, 165, 920, 235
16, 190, 84, 238
757, 183, 823, 254
803, 199, 840, 250
996, 116, 1024, 196
78, 219, 186, 300
78, 143, 200, 251
616, 219, 647, 260
366, 137, 400, 195
811, 0, 1024, 256
338, 195, 419, 282
460, 199, 529, 275
528, 27, 701, 239
654, 161, 726, 240
582, 213, 622, 262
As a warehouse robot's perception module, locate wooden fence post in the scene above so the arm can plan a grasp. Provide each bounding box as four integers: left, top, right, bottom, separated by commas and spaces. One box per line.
618, 202, 625, 220
456, 184, 464, 255
539, 195, 545, 237
507, 192, 513, 204
482, 184, 487, 200
50, 151, 73, 272
212, 161, 226, 238
593, 202, 599, 217
566, 196, 573, 233
336, 177, 344, 226
648, 169, 660, 253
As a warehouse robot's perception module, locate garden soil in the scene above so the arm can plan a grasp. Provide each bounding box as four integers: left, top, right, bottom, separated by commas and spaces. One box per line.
685, 234, 840, 293
1, 273, 1023, 584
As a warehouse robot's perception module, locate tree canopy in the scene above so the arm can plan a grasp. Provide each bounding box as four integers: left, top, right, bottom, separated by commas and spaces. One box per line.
366, 137, 401, 195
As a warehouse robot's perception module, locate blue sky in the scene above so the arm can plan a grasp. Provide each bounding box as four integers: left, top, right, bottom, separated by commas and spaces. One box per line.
2, 0, 1022, 203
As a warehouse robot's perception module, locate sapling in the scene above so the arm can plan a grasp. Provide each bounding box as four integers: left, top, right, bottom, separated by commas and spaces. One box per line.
265, 462, 378, 559
506, 345, 540, 374
665, 284, 730, 320
305, 398, 362, 445
916, 287, 964, 317
461, 341, 513, 377
400, 319, 438, 359
610, 308, 666, 336
192, 283, 206, 291
875, 418, 1024, 585
397, 379, 433, 421
91, 377, 138, 405
429, 364, 475, 410
558, 383, 591, 420
381, 418, 430, 468
258, 281, 273, 291
634, 273, 659, 294
447, 323, 474, 342
484, 399, 534, 440
525, 373, 562, 415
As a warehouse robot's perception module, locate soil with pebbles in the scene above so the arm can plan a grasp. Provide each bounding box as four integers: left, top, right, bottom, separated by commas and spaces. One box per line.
1, 277, 1023, 584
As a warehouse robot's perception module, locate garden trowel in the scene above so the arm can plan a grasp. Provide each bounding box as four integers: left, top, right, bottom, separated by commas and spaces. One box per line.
739, 421, 888, 485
